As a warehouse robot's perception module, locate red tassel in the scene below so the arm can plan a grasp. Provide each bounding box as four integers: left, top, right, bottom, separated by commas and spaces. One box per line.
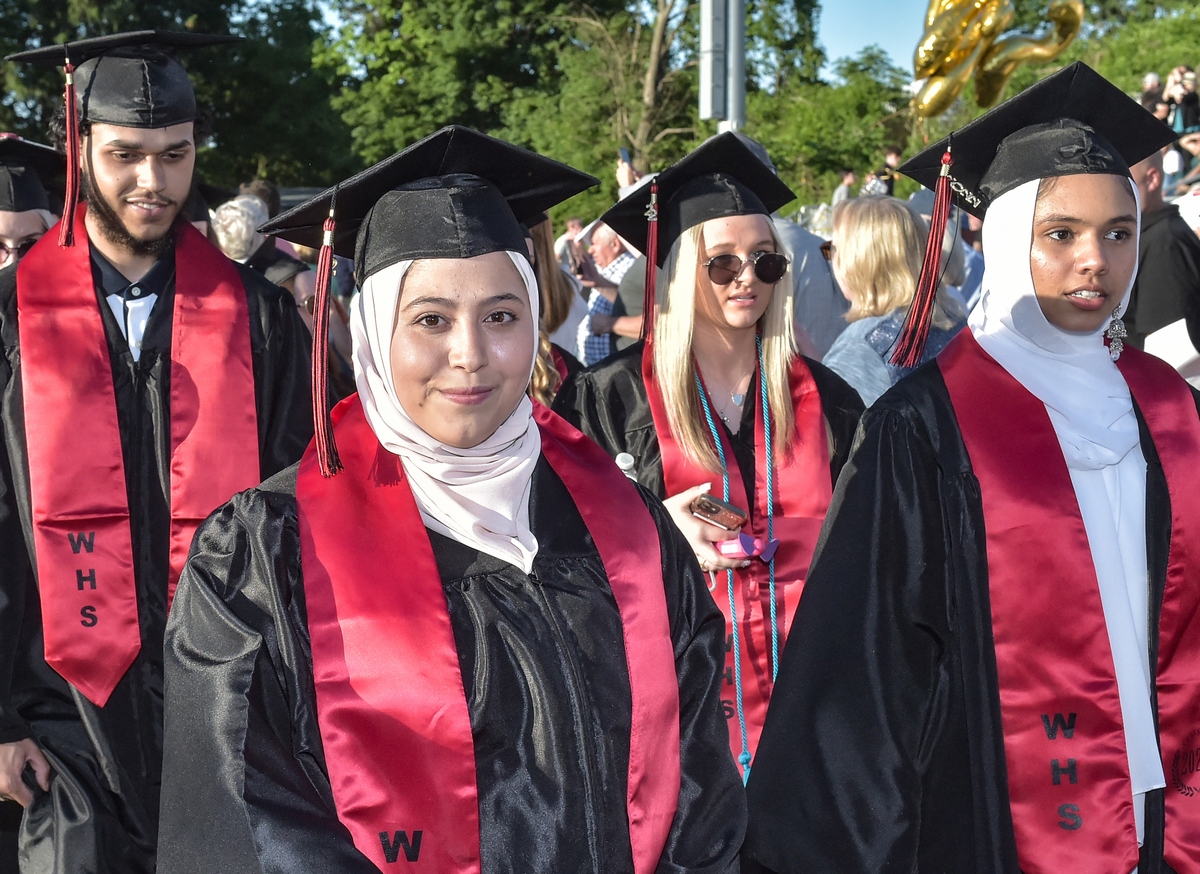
311, 202, 343, 477
640, 180, 659, 342
891, 147, 953, 368
58, 58, 81, 247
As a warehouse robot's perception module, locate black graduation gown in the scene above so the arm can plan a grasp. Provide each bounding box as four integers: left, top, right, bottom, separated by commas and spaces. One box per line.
157, 458, 746, 874
741, 361, 1200, 874
0, 255, 313, 872
551, 341, 864, 502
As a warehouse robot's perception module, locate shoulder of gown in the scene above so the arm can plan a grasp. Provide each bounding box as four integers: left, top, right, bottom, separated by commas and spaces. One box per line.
743, 359, 1020, 874
160, 460, 745, 874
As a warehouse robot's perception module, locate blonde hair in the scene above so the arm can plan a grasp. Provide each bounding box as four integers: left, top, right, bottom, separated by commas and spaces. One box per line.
652, 220, 797, 475
832, 195, 961, 329
529, 328, 561, 407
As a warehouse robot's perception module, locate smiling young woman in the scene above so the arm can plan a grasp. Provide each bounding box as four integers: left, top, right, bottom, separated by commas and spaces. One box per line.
155, 126, 747, 874
744, 63, 1200, 874
554, 134, 864, 782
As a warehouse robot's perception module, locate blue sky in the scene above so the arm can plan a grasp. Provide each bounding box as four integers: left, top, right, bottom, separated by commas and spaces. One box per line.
816, 0, 930, 78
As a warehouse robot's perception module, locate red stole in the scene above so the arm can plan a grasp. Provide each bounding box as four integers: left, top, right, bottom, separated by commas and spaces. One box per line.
17, 206, 259, 707
641, 343, 832, 761
939, 330, 1200, 873
297, 396, 681, 873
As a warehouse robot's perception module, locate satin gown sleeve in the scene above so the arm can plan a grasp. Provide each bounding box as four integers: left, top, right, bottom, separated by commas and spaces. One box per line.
157, 470, 377, 874
238, 265, 315, 478
643, 486, 747, 874
741, 375, 993, 874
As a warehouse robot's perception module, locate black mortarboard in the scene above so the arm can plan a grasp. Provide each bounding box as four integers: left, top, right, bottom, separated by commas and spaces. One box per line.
8, 30, 238, 129
0, 134, 63, 213
8, 30, 239, 245
262, 125, 596, 284
892, 62, 1176, 369
900, 62, 1176, 220
599, 132, 795, 269
260, 125, 597, 476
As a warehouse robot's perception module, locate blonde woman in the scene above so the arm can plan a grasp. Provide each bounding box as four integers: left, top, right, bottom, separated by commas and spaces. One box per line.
555, 134, 863, 779
821, 195, 966, 405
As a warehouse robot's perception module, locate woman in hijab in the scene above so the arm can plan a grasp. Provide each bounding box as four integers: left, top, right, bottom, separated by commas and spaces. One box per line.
742, 64, 1200, 874
155, 126, 745, 874
554, 134, 863, 783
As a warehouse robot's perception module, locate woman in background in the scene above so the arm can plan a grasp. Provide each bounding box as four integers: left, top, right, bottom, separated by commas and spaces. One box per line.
821, 196, 966, 405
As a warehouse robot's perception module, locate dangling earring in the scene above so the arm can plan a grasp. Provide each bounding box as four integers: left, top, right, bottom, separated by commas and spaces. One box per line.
1106, 306, 1127, 361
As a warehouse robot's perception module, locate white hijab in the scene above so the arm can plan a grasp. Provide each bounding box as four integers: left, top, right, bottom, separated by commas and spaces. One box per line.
971, 178, 1164, 842
351, 251, 542, 573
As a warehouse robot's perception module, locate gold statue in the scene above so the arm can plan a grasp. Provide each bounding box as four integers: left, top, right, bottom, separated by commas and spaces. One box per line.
912, 0, 1085, 118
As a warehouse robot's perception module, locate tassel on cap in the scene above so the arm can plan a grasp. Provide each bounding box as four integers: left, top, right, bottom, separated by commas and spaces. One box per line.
311, 188, 343, 477
58, 50, 81, 247
640, 180, 659, 342
891, 143, 953, 368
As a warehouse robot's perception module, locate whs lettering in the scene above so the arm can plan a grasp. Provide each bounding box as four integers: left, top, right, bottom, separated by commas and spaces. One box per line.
1042, 712, 1083, 831
67, 531, 99, 627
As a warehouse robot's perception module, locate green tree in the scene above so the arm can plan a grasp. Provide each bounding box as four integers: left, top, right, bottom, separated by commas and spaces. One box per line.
747, 46, 911, 205
318, 1, 626, 166
0, 0, 353, 187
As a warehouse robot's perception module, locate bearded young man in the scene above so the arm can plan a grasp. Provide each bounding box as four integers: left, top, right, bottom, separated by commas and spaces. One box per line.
0, 31, 313, 873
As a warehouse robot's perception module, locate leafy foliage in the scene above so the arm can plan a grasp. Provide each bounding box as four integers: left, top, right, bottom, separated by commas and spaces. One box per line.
0, 0, 354, 187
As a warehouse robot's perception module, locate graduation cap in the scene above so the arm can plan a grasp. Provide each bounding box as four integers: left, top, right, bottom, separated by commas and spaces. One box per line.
892, 61, 1175, 368
597, 132, 794, 342
8, 30, 240, 246
0, 134, 64, 213
260, 124, 598, 476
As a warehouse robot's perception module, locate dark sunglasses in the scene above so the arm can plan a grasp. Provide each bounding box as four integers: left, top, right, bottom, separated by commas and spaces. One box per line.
703, 251, 789, 286
819, 240, 834, 261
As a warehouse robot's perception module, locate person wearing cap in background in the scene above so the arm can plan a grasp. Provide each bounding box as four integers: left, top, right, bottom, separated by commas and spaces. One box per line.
554, 134, 863, 787
743, 63, 1200, 873
155, 125, 745, 874
0, 135, 63, 268
0, 31, 314, 873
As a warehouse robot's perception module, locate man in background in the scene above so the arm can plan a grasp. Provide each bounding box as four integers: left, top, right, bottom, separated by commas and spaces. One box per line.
1127, 150, 1200, 352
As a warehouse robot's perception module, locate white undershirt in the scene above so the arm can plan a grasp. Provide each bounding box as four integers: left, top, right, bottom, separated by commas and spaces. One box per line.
104, 292, 158, 363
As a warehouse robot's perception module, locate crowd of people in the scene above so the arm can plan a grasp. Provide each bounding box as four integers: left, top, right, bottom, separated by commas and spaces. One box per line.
0, 26, 1197, 874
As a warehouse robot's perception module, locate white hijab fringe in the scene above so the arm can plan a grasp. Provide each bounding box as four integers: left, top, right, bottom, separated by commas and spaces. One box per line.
351, 252, 542, 574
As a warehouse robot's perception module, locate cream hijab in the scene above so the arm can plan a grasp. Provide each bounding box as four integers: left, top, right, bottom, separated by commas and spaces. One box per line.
351, 251, 542, 573
970, 177, 1164, 842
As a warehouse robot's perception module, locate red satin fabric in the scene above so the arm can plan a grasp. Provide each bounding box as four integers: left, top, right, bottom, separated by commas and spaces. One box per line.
17, 206, 257, 707
941, 331, 1200, 873
641, 343, 832, 761
167, 221, 260, 604
297, 396, 680, 873
1116, 348, 1200, 871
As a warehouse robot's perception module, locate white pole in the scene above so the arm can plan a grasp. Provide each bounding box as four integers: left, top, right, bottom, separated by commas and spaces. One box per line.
719, 0, 745, 132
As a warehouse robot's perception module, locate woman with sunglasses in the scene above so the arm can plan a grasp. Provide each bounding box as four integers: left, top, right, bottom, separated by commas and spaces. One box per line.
555, 134, 863, 782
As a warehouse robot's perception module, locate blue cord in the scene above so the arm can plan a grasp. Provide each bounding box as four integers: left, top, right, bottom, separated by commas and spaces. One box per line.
694, 372, 750, 782
758, 335, 779, 681
694, 337, 775, 784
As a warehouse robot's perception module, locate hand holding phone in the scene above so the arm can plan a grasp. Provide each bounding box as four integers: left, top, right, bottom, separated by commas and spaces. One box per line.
689, 494, 748, 531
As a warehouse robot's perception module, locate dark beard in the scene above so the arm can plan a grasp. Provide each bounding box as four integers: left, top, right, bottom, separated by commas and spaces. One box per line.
83, 171, 175, 259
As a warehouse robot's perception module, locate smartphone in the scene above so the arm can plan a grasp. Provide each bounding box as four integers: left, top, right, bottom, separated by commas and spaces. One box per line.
618, 147, 632, 165
689, 494, 748, 531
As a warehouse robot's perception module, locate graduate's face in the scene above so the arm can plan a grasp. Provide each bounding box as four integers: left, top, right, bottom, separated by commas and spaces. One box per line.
694, 214, 776, 334
83, 122, 194, 248
1029, 173, 1137, 333
390, 252, 535, 449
